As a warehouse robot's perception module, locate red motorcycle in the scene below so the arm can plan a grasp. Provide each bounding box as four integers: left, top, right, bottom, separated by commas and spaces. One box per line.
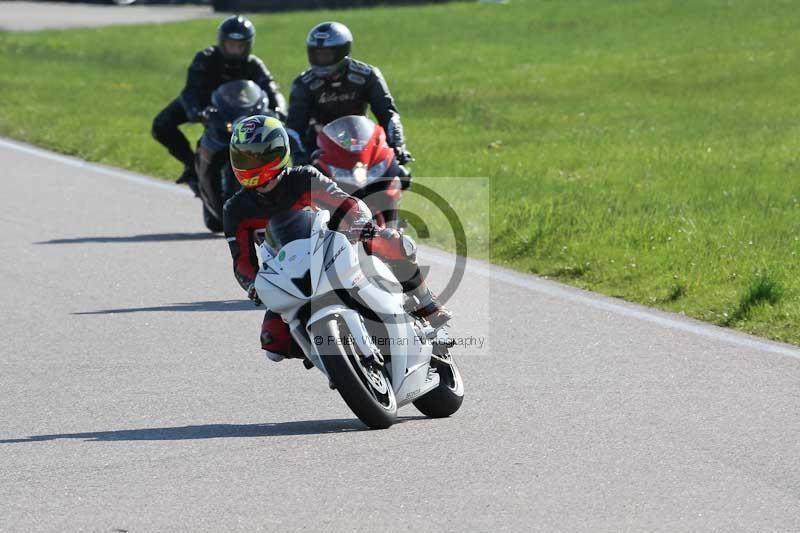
313, 115, 406, 227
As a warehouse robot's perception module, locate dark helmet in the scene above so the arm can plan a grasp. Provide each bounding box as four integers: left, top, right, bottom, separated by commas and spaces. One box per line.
230, 116, 291, 188
218, 15, 255, 63
306, 21, 353, 78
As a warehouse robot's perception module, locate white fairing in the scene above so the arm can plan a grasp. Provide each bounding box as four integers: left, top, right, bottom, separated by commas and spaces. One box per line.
254, 210, 439, 406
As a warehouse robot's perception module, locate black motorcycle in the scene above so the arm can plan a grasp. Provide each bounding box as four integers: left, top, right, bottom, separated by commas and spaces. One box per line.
195, 80, 280, 233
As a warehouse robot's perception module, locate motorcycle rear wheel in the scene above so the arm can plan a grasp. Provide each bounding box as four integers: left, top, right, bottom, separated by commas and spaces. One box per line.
310, 317, 397, 429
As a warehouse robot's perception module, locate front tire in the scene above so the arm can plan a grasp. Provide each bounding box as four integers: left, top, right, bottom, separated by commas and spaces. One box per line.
413, 350, 464, 418
310, 317, 397, 429
220, 164, 241, 207
203, 204, 223, 233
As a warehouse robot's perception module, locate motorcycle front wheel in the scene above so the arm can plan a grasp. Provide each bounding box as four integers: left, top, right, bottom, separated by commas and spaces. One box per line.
309, 317, 397, 429
202, 204, 223, 233
413, 349, 464, 418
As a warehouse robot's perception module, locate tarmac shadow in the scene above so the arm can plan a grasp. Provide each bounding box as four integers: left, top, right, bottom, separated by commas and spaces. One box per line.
0, 417, 426, 443
73, 300, 256, 315
35, 232, 221, 245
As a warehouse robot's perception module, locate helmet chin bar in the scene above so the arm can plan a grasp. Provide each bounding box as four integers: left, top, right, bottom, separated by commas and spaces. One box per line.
255, 176, 282, 194
310, 58, 348, 79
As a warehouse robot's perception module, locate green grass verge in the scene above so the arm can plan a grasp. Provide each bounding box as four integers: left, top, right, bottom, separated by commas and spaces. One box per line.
1, 0, 800, 343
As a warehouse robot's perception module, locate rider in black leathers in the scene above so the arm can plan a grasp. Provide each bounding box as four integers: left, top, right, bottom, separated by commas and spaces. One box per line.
151, 15, 286, 192
285, 21, 413, 188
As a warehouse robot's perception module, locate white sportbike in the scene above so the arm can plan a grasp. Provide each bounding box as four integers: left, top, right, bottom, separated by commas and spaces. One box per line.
254, 209, 464, 429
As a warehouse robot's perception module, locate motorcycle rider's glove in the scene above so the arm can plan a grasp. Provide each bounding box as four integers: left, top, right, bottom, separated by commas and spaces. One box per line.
197, 105, 218, 124
346, 220, 376, 242
359, 224, 414, 261
393, 145, 414, 165
373, 226, 401, 241
247, 283, 262, 307
356, 221, 401, 242
338, 213, 375, 243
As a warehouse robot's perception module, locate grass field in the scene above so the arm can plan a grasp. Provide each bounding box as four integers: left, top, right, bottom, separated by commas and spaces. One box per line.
1, 0, 800, 343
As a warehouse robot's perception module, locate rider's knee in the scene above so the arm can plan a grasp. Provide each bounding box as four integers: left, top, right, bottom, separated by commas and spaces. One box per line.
151, 115, 168, 140
261, 313, 292, 355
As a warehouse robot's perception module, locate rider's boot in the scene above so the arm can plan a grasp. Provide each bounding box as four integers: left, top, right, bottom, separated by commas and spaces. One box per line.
409, 283, 452, 329
373, 234, 452, 329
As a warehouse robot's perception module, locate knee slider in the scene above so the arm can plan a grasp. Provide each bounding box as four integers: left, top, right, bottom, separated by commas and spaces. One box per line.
264, 350, 285, 362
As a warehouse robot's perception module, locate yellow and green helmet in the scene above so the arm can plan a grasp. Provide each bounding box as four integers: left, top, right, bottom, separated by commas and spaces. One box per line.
229, 115, 291, 188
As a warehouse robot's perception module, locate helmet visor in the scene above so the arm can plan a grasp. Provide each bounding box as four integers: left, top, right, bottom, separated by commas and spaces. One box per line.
307, 44, 348, 67
231, 141, 286, 171
233, 160, 283, 188
222, 39, 248, 59
308, 47, 337, 67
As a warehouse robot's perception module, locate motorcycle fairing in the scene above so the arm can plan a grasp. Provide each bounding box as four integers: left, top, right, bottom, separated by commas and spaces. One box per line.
254, 210, 439, 405
316, 115, 396, 187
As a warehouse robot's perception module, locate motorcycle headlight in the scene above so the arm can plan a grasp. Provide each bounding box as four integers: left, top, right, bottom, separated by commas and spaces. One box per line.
352, 163, 368, 187
367, 159, 390, 178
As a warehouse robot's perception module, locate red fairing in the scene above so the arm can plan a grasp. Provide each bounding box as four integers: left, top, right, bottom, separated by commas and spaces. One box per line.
316, 122, 395, 176
312, 116, 401, 229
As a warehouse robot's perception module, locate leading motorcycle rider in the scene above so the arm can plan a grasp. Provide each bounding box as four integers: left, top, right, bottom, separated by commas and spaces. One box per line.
286, 21, 413, 186
152, 15, 286, 193
223, 115, 451, 361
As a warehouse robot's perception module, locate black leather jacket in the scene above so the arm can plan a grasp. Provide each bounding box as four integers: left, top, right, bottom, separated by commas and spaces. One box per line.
285, 58, 406, 161
179, 46, 286, 120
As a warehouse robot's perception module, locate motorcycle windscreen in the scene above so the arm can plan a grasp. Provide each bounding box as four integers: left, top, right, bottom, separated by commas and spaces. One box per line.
263, 209, 317, 255
321, 115, 376, 153
211, 79, 264, 114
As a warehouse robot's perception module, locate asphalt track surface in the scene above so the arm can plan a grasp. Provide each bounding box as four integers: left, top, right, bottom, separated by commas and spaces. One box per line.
0, 2, 214, 31
1, 138, 800, 531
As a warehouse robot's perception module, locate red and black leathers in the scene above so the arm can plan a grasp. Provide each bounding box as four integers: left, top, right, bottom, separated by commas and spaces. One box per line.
223, 165, 370, 291
152, 46, 285, 171
222, 165, 425, 355
285, 58, 406, 164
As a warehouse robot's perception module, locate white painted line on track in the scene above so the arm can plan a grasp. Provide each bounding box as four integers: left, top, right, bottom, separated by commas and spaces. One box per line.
3, 136, 799, 360
0, 137, 192, 196
420, 249, 800, 359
